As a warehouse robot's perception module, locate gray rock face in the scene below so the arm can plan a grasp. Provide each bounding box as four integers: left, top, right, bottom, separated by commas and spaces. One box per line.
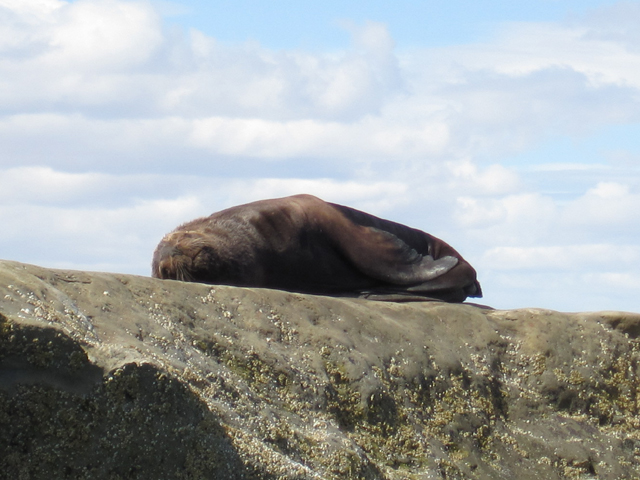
1, 259, 639, 479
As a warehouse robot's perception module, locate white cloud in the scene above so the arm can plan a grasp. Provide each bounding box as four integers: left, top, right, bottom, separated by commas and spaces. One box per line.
447, 161, 521, 196
454, 193, 558, 244
482, 244, 640, 271
0, 114, 198, 171
216, 177, 410, 214
419, 13, 640, 89
0, 166, 105, 204
2, 1, 638, 166
605, 149, 640, 167
563, 182, 640, 227
188, 115, 450, 160
46, 0, 163, 70
579, 1, 640, 54
582, 272, 640, 292
0, 0, 165, 115
457, 178, 640, 251
1, 2, 404, 121
0, 194, 203, 242
484, 270, 640, 312
0, 195, 204, 275
0, 0, 639, 312
529, 163, 607, 172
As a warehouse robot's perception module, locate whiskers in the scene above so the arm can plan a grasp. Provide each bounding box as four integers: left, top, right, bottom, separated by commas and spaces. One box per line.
154, 254, 195, 282
173, 259, 194, 282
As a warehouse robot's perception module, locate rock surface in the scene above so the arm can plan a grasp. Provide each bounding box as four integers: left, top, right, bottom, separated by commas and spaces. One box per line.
1, 259, 640, 480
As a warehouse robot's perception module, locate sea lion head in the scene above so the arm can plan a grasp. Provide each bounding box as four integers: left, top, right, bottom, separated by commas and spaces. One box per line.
152, 229, 257, 285
152, 230, 210, 282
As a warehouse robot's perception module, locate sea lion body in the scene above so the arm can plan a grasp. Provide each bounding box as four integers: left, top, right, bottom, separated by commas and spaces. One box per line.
152, 194, 482, 302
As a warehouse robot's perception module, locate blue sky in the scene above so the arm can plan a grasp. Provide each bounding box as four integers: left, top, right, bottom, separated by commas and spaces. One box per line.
1, 0, 639, 312
158, 0, 620, 49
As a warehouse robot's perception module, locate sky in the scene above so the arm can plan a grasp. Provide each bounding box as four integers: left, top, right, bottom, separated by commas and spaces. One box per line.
1, 0, 639, 313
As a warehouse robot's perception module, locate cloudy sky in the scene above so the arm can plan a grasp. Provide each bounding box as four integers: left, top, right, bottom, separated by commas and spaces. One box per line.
1, 0, 639, 313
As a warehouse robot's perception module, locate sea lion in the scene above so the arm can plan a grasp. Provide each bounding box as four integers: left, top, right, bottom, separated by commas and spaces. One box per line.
152, 194, 482, 302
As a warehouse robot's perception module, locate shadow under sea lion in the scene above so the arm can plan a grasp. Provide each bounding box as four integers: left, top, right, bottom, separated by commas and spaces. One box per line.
152, 194, 482, 303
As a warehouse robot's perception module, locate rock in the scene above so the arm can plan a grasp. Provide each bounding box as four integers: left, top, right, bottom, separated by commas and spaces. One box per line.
1, 259, 639, 479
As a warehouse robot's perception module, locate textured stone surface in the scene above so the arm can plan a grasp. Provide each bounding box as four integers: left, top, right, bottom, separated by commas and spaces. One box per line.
1, 259, 640, 479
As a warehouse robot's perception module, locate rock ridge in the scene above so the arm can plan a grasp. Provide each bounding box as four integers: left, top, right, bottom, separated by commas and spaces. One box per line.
1, 259, 640, 479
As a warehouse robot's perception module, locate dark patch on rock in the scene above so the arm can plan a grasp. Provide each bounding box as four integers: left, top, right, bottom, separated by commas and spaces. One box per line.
0, 330, 252, 479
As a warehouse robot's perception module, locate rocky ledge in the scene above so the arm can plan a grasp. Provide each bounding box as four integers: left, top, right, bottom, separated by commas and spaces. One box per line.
1, 259, 639, 479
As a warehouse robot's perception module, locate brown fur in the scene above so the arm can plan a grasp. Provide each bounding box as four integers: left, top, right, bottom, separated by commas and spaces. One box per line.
152, 194, 482, 303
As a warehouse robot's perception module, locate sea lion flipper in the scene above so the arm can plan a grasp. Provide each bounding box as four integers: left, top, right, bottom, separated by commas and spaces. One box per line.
338, 226, 459, 285
418, 254, 459, 278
